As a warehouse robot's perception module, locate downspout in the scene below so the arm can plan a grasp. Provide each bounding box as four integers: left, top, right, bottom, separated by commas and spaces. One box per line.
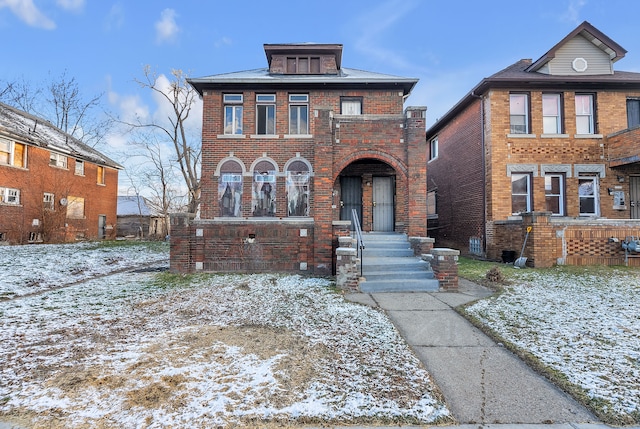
471, 91, 487, 257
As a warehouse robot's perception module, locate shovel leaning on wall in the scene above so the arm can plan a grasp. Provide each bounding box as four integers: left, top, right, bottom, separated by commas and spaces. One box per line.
514, 226, 532, 268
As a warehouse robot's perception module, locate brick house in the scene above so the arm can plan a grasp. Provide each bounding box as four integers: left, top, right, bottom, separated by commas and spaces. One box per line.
0, 102, 122, 244
171, 43, 428, 275
426, 21, 640, 267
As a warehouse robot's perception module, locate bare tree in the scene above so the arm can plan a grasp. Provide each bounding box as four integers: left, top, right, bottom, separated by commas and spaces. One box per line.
0, 72, 112, 149
130, 67, 201, 214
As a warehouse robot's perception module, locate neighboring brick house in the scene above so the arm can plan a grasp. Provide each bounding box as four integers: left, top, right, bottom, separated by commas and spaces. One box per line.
426, 21, 640, 267
0, 102, 122, 244
171, 43, 428, 275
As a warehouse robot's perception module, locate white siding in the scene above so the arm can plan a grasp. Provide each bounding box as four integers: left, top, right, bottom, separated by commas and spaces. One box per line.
548, 35, 613, 76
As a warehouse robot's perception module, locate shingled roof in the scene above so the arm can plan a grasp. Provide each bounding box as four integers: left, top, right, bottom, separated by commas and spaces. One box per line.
0, 102, 122, 169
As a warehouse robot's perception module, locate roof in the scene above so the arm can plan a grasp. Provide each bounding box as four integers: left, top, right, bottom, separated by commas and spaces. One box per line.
188, 67, 418, 96
0, 102, 122, 169
526, 21, 626, 72
117, 196, 151, 216
426, 22, 640, 139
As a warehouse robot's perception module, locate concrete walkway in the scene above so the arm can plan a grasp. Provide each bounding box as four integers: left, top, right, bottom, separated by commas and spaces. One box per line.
345, 278, 599, 426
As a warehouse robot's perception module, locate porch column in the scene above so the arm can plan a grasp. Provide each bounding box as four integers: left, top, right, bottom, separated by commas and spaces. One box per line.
313, 108, 335, 275
405, 106, 428, 237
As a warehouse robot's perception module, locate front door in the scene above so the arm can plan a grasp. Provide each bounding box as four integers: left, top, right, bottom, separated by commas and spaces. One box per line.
340, 176, 362, 230
372, 176, 394, 231
631, 176, 640, 219
98, 215, 107, 239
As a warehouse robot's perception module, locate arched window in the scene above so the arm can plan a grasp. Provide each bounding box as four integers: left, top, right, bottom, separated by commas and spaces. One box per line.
286, 159, 310, 216
218, 160, 243, 217
252, 160, 276, 217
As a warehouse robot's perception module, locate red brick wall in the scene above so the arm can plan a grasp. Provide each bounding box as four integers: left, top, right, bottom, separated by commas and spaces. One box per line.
0, 144, 119, 243
427, 99, 485, 252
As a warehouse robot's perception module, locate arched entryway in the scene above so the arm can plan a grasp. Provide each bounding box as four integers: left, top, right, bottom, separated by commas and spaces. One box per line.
337, 159, 397, 232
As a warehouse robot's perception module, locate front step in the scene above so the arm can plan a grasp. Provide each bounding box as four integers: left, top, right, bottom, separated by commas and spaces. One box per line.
357, 232, 439, 292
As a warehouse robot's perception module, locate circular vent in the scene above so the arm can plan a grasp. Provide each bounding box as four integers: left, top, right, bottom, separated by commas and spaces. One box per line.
572, 57, 588, 72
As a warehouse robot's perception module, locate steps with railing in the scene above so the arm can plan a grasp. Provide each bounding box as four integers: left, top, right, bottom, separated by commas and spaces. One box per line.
358, 232, 439, 292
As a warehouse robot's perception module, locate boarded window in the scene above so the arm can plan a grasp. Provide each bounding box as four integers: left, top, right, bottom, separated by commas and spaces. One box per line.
67, 196, 85, 219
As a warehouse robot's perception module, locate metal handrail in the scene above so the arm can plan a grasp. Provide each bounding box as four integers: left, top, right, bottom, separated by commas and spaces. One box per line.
351, 209, 365, 277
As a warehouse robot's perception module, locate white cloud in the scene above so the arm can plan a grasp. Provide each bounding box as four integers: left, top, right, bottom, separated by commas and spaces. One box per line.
214, 36, 232, 48
56, 0, 83, 12
560, 0, 586, 25
155, 8, 179, 44
352, 0, 419, 70
0, 0, 55, 29
104, 3, 124, 31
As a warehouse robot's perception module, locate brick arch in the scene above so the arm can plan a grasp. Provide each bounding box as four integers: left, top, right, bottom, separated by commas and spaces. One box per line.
332, 150, 408, 182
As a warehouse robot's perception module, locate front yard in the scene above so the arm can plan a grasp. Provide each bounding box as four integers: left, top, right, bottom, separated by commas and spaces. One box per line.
460, 258, 640, 425
0, 241, 450, 428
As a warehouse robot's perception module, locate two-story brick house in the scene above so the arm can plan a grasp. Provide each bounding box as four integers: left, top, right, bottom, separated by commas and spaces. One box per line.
171, 43, 428, 275
427, 21, 640, 267
0, 102, 122, 244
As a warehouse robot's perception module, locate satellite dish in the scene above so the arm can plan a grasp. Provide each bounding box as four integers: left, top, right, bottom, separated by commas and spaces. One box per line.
60, 198, 68, 206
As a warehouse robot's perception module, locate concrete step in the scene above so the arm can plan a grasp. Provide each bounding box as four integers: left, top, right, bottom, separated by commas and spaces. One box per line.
360, 278, 440, 293
362, 248, 415, 258
363, 270, 435, 281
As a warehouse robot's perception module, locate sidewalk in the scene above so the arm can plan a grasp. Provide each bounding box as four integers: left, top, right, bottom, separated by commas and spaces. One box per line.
345, 278, 599, 426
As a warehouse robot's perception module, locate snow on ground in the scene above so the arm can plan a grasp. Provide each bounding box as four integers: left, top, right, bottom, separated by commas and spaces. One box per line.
466, 268, 640, 423
0, 241, 168, 299
0, 242, 450, 428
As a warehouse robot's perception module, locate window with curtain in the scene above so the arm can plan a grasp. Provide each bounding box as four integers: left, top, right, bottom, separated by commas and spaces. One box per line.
575, 94, 595, 134
252, 160, 276, 217
542, 93, 562, 134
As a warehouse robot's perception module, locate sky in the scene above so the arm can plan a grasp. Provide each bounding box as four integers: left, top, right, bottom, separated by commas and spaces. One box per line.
2, 0, 640, 195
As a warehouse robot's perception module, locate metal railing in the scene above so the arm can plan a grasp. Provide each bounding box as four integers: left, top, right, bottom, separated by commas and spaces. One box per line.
352, 209, 365, 277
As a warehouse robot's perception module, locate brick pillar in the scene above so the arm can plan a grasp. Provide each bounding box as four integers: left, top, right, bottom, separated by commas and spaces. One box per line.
405, 106, 428, 237
313, 109, 335, 275
169, 213, 195, 273
336, 246, 359, 292
409, 236, 435, 256
521, 211, 554, 268
431, 248, 460, 291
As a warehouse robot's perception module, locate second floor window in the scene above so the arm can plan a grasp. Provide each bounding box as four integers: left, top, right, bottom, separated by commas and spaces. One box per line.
50, 152, 68, 169
575, 94, 595, 134
542, 93, 563, 134
429, 137, 438, 161
75, 159, 84, 176
256, 94, 276, 135
0, 139, 26, 167
289, 94, 309, 135
627, 98, 640, 129
97, 166, 105, 185
224, 94, 243, 135
509, 93, 529, 134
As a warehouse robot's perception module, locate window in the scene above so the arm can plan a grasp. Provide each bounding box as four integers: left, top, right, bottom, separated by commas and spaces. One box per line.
252, 160, 276, 217
286, 160, 310, 216
66, 196, 85, 219
0, 139, 26, 167
627, 98, 640, 129
218, 160, 243, 217
575, 94, 595, 134
544, 174, 565, 215
50, 152, 68, 169
341, 97, 362, 115
43, 193, 55, 210
289, 94, 309, 135
223, 94, 243, 135
429, 137, 438, 161
511, 173, 531, 214
542, 93, 563, 134
75, 159, 84, 176
509, 93, 529, 134
579, 176, 599, 216
286, 56, 321, 74
97, 165, 105, 185
0, 187, 20, 205
256, 94, 276, 135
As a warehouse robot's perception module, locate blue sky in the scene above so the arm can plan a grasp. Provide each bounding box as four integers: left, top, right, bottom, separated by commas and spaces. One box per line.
2, 0, 640, 192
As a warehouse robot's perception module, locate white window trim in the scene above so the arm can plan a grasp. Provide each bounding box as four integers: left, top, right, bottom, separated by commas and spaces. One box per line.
511, 173, 532, 215
578, 175, 600, 217
509, 93, 529, 134
544, 173, 566, 216
75, 159, 85, 176
0, 187, 21, 205
575, 94, 595, 135
429, 137, 438, 162
542, 93, 563, 134
49, 152, 68, 169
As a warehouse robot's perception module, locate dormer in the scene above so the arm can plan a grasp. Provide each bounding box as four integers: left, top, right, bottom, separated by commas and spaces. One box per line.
264, 43, 342, 75
526, 21, 627, 76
